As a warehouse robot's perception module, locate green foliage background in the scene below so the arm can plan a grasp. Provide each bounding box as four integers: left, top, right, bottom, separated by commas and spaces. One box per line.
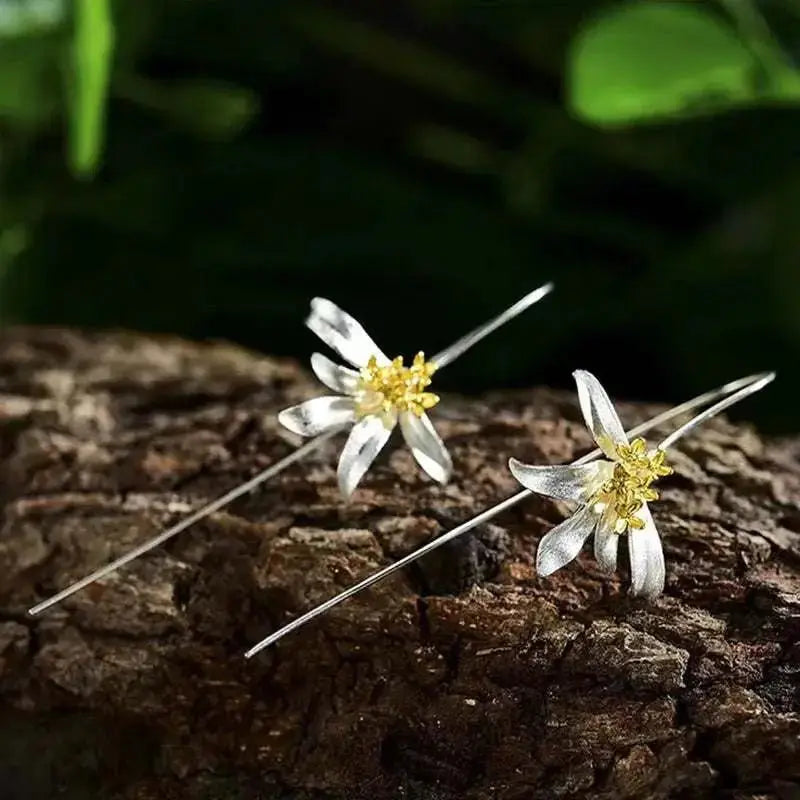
1, 0, 799, 432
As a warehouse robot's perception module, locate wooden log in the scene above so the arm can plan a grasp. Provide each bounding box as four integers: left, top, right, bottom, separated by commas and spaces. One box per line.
0, 327, 797, 799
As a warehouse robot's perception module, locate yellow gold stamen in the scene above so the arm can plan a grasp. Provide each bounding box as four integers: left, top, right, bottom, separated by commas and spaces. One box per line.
355, 351, 439, 425
591, 437, 673, 533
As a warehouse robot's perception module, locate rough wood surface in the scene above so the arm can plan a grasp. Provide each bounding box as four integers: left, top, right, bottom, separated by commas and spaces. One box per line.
0, 328, 798, 800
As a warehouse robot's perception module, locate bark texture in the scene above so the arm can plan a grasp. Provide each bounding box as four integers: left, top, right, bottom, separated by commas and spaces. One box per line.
0, 328, 798, 800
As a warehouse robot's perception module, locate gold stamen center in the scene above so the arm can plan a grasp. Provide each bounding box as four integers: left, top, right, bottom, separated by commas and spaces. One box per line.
592, 438, 673, 533
355, 352, 439, 424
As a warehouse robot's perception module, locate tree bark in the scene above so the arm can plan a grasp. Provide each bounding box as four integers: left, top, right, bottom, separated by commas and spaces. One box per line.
0, 327, 797, 800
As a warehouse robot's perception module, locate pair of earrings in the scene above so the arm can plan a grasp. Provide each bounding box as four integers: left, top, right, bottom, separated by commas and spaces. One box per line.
28, 283, 774, 663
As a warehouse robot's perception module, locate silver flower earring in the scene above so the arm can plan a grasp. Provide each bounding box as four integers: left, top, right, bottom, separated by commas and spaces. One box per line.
509, 370, 708, 597
28, 282, 554, 616
282, 298, 462, 496
244, 369, 773, 657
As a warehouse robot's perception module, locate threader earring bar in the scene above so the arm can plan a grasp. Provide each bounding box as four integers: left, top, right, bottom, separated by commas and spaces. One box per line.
28, 282, 554, 617
244, 370, 774, 657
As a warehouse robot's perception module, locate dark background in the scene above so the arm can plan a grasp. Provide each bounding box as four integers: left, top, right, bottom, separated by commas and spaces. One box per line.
1, 0, 798, 431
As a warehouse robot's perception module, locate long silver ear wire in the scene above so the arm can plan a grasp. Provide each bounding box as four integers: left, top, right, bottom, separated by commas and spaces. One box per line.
28, 282, 554, 616
244, 370, 774, 657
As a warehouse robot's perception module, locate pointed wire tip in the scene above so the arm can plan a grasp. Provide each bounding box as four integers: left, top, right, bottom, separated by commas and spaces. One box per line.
495, 282, 555, 321
521, 281, 554, 305
28, 598, 54, 617
737, 370, 775, 387
744, 371, 776, 395
244, 626, 294, 657
656, 368, 775, 452
429, 280, 555, 370
749, 370, 776, 393
25, 430, 344, 617
244, 641, 268, 659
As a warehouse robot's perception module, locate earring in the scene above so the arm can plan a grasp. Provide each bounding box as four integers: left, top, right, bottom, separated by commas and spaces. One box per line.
28, 283, 554, 616
244, 369, 773, 657
507, 370, 767, 597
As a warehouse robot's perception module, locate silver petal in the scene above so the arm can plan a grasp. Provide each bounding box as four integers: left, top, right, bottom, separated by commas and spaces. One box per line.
627, 504, 665, 598
278, 396, 356, 437
508, 459, 612, 503
399, 411, 452, 484
310, 352, 360, 395
573, 370, 629, 459
337, 413, 395, 497
593, 503, 619, 572
307, 298, 389, 368
536, 503, 597, 577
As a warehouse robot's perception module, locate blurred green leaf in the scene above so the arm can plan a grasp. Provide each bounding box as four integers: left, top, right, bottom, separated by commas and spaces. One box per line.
568, 1, 759, 125
0, 0, 64, 37
0, 36, 61, 125
765, 62, 800, 101
68, 0, 114, 177
0, 2, 65, 128
119, 76, 258, 140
